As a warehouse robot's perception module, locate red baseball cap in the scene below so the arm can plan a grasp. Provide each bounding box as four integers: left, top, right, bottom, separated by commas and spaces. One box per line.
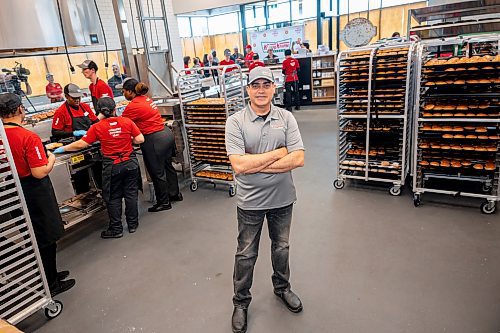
246, 44, 252, 49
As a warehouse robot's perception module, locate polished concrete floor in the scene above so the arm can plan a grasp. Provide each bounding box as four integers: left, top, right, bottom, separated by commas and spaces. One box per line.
19, 107, 500, 333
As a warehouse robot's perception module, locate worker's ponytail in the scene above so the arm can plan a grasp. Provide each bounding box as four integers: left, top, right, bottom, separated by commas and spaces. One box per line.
135, 82, 149, 96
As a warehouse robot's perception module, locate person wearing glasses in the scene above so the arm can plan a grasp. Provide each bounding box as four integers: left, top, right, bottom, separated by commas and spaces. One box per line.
225, 66, 305, 333
0, 92, 75, 297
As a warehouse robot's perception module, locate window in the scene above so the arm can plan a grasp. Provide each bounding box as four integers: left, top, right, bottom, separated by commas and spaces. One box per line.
339, 0, 423, 15
244, 3, 266, 28
190, 17, 209, 36
291, 0, 317, 21
177, 17, 192, 38
208, 12, 240, 35
267, 0, 291, 25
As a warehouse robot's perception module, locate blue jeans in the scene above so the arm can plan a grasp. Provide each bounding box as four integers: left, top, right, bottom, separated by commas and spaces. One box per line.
233, 203, 293, 308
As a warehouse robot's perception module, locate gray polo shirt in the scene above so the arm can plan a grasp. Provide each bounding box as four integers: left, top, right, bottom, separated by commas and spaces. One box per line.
225, 104, 305, 210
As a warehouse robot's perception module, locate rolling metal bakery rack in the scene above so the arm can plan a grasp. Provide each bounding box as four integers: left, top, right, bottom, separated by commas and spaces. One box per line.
333, 42, 416, 195
412, 34, 500, 214
0, 122, 63, 325
178, 64, 245, 197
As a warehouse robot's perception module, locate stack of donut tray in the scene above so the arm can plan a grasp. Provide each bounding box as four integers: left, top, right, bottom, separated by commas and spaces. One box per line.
333, 42, 416, 196
178, 65, 245, 197
412, 34, 500, 213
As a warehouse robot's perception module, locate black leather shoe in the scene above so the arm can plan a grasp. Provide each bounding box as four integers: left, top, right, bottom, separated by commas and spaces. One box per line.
274, 289, 303, 313
231, 307, 247, 333
129, 226, 137, 233
101, 229, 123, 239
57, 270, 70, 281
169, 193, 183, 202
50, 279, 76, 297
148, 203, 172, 212
295, 106, 300, 110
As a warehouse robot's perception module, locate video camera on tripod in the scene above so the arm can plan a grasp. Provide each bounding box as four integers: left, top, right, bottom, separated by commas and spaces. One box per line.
1, 62, 31, 95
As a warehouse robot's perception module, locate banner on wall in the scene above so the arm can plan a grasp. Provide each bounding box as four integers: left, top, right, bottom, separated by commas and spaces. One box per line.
249, 26, 304, 60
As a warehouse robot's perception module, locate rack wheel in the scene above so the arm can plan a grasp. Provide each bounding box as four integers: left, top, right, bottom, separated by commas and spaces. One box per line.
389, 186, 401, 196
333, 179, 345, 189
482, 184, 492, 193
413, 194, 421, 207
190, 181, 198, 192
480, 201, 496, 215
45, 300, 63, 319
229, 186, 236, 197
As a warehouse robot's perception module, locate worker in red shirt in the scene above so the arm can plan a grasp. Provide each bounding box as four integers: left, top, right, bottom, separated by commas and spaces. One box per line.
0, 92, 75, 296
54, 97, 144, 239
118, 78, 182, 212
282, 49, 301, 111
248, 53, 265, 72
45, 73, 64, 103
76, 60, 114, 111
51, 83, 100, 194
220, 49, 236, 74
244, 44, 255, 68
51, 83, 98, 140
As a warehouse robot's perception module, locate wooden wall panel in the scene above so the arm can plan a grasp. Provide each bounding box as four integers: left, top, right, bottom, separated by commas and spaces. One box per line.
213, 34, 227, 59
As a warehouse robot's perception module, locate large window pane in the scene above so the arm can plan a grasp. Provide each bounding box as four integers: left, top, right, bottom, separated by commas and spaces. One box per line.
339, 0, 422, 15
245, 3, 266, 28
177, 16, 191, 38
267, 0, 291, 25
208, 12, 240, 35
191, 17, 208, 36
291, 0, 317, 21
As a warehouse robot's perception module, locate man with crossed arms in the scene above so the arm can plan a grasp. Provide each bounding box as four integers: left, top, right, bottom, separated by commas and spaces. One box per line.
225, 66, 305, 333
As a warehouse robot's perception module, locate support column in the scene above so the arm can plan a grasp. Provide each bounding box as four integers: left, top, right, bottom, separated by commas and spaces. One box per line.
316, 0, 322, 48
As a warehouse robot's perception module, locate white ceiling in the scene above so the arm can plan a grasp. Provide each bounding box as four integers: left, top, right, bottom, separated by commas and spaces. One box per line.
172, 0, 257, 14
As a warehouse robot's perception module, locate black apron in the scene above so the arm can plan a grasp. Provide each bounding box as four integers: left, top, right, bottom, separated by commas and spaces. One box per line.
101, 152, 142, 203
20, 176, 64, 249
3, 122, 64, 248
66, 103, 93, 132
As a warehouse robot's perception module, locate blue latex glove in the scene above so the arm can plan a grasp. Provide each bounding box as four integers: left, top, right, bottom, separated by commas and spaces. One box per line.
73, 130, 87, 137
53, 147, 65, 154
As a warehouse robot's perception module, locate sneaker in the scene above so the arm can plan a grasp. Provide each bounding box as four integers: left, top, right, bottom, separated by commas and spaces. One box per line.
50, 279, 76, 297
148, 203, 172, 212
169, 193, 183, 202
57, 270, 70, 281
101, 229, 123, 239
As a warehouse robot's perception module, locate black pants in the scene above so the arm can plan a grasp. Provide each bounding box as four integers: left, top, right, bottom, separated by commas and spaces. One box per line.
141, 128, 180, 205
285, 81, 300, 110
39, 243, 58, 288
105, 162, 139, 233
233, 204, 293, 308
